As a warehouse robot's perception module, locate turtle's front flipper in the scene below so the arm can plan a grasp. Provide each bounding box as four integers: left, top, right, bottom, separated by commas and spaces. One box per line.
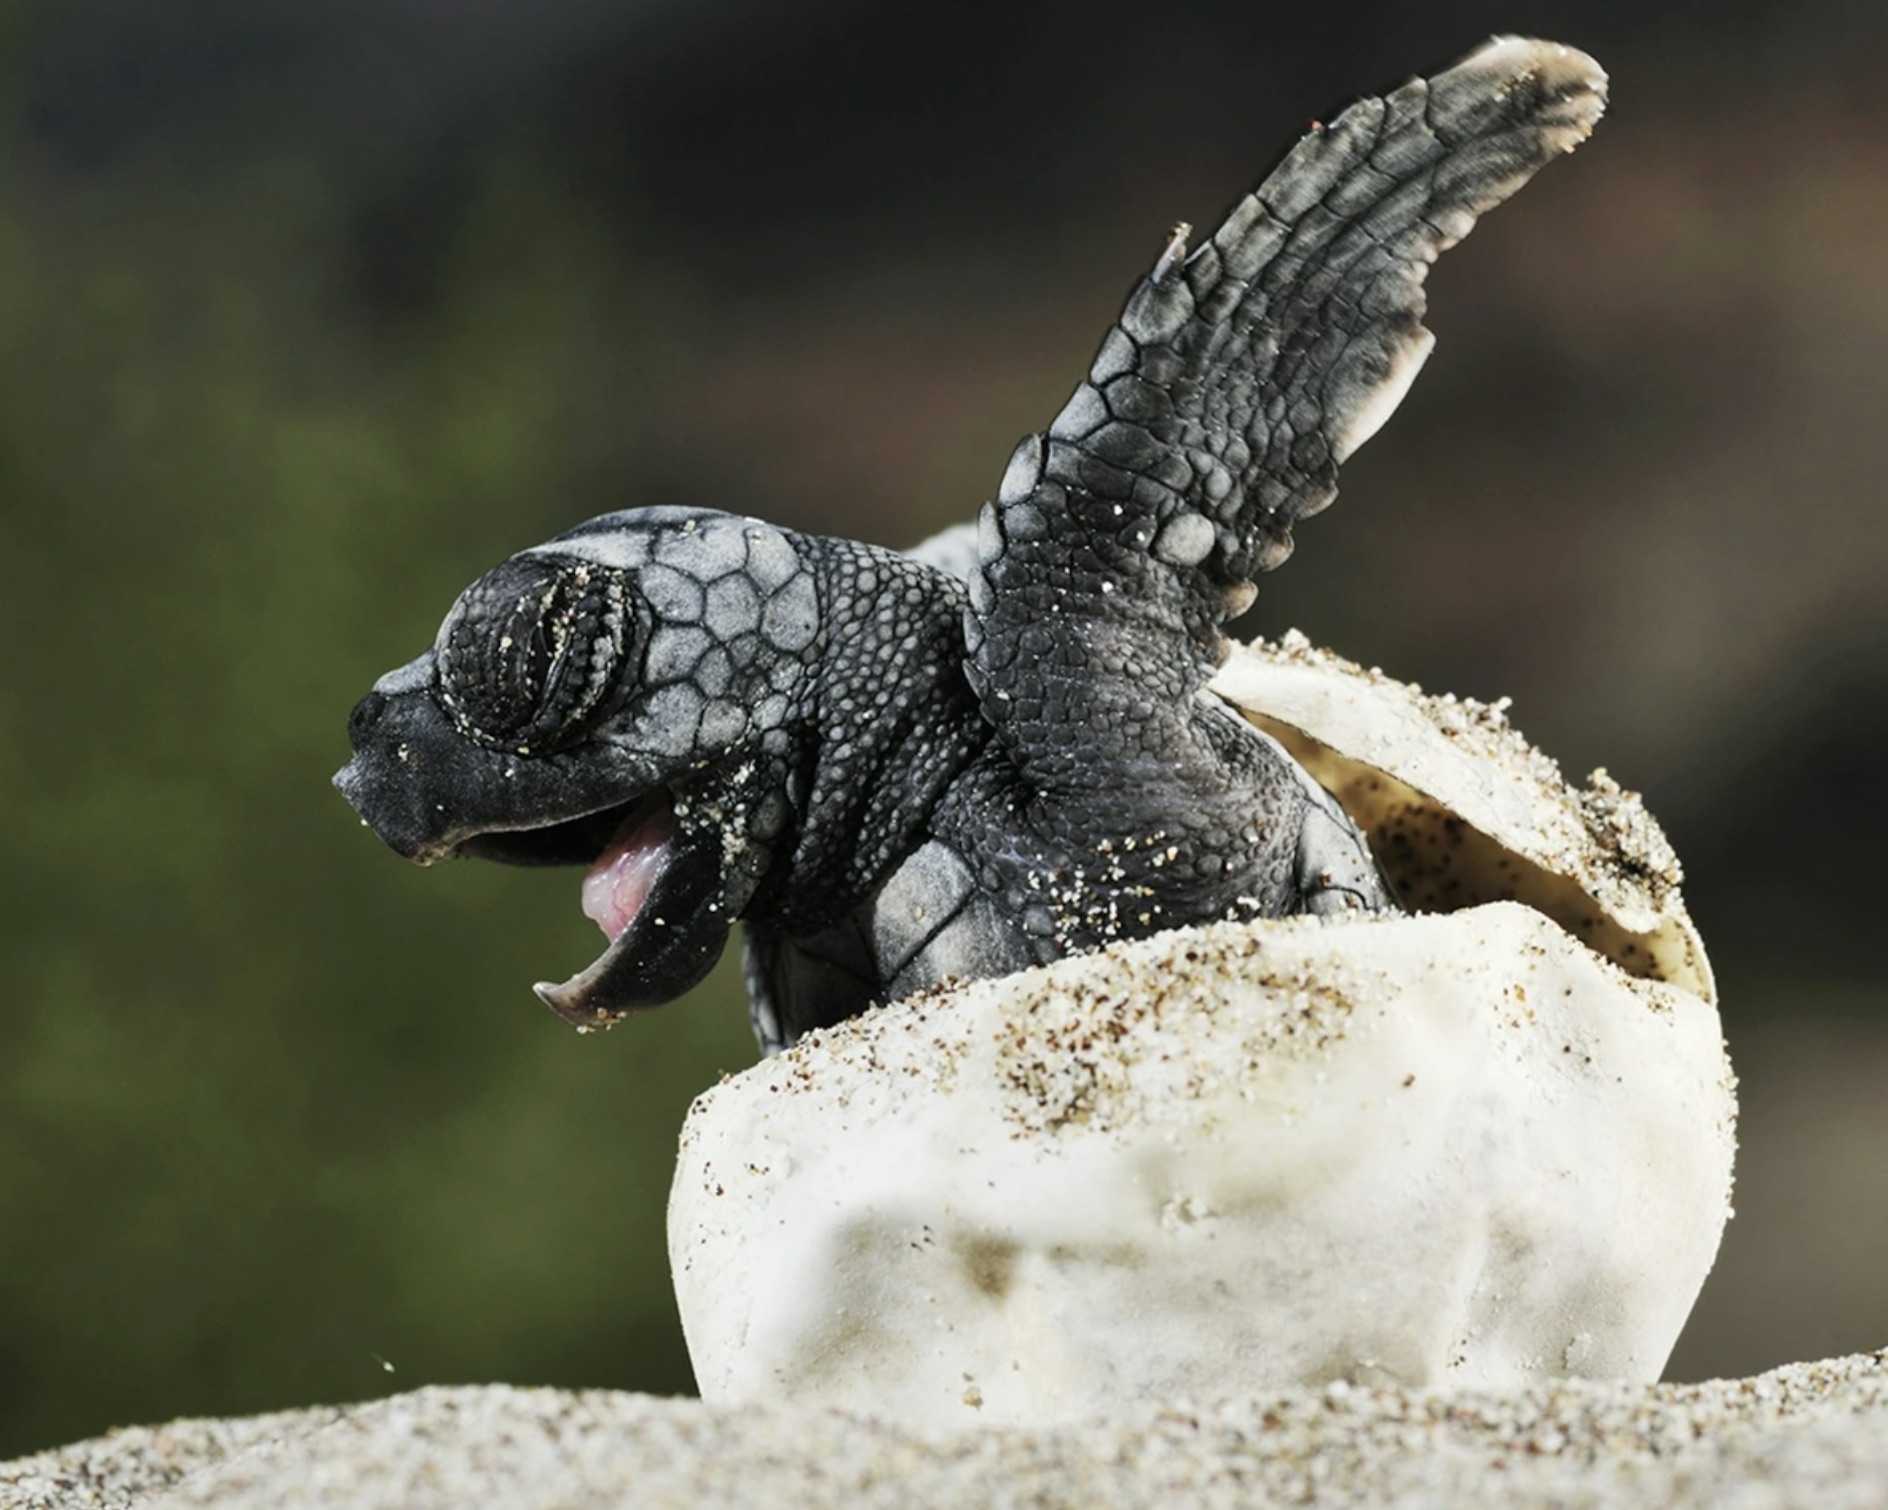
966, 38, 1605, 743
939, 38, 1601, 947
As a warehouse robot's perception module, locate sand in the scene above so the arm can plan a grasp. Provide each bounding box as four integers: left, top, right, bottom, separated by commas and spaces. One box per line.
6, 1350, 1886, 1509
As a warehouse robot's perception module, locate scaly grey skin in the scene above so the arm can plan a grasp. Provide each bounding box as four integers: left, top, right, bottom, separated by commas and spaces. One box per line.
335, 38, 1606, 1053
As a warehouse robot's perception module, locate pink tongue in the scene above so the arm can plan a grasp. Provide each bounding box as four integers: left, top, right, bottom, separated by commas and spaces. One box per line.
580, 802, 672, 943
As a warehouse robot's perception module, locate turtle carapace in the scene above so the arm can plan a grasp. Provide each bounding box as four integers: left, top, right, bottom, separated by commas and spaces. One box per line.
334, 38, 1607, 1053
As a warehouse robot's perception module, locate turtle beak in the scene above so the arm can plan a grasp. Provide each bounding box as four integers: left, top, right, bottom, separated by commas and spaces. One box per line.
335, 679, 650, 865
337, 681, 744, 1028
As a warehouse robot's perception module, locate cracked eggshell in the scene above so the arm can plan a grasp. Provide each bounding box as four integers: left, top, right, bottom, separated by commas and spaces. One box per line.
1210, 634, 1714, 1002
668, 640, 1734, 1431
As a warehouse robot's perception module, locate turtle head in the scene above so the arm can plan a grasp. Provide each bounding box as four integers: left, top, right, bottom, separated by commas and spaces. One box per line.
333, 507, 820, 1030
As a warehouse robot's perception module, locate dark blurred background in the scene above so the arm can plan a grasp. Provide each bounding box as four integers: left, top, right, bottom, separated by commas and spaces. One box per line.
1, 0, 1885, 1460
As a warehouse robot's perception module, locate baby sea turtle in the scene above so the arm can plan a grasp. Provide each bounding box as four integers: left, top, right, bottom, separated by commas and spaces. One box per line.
335, 37, 1607, 1053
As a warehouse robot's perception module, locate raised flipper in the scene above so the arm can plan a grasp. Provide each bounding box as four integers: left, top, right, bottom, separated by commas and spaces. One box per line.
338, 38, 1609, 1048
965, 38, 1606, 775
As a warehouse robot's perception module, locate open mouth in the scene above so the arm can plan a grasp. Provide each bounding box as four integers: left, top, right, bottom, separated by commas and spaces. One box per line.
470, 785, 727, 1031
580, 795, 673, 943
336, 688, 734, 1027
454, 789, 675, 948
451, 788, 714, 1028
453, 792, 666, 871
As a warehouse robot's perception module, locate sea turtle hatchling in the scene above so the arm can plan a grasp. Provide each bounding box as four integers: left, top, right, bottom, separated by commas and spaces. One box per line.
335, 37, 1610, 1055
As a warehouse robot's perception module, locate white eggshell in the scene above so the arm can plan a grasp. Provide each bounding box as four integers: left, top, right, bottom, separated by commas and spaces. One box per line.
669, 640, 1734, 1430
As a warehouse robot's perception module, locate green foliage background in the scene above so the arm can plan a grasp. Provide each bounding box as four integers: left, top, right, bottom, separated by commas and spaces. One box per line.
0, 140, 763, 1454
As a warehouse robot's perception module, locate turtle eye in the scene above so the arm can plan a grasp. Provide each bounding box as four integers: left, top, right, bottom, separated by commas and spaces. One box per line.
435, 555, 640, 754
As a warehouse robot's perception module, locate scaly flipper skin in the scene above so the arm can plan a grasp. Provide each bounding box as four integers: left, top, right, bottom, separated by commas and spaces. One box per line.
334, 39, 1606, 1053
945, 36, 1606, 975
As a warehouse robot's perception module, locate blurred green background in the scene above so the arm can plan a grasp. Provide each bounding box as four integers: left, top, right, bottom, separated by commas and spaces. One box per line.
3, 0, 1887, 1459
